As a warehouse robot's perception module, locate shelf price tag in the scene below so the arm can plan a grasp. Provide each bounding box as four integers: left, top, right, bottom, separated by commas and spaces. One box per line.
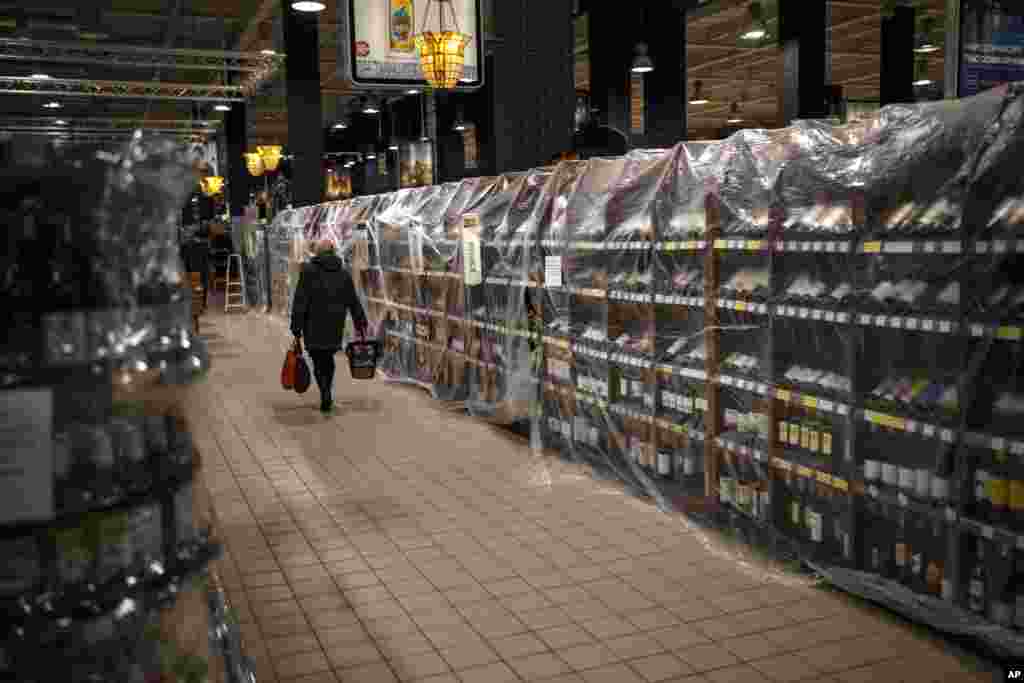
863, 241, 882, 254
997, 326, 1022, 341
797, 466, 814, 478
833, 478, 849, 492
816, 471, 833, 485
802, 396, 818, 409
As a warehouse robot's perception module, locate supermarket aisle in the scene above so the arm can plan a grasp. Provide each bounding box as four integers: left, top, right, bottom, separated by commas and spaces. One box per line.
187, 311, 992, 683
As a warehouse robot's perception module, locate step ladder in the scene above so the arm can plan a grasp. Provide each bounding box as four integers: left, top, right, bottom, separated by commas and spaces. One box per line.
225, 253, 246, 313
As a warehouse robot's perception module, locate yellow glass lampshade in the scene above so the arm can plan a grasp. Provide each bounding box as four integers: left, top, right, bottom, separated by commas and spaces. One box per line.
414, 31, 470, 89
257, 145, 283, 172
200, 175, 224, 196
245, 152, 265, 177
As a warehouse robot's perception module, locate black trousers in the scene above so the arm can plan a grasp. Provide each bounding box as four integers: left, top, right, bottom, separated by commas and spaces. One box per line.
307, 349, 336, 399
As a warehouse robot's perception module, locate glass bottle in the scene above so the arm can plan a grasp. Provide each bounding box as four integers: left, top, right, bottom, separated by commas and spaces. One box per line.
968, 540, 987, 615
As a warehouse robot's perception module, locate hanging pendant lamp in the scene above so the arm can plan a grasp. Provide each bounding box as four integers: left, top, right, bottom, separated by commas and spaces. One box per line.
414, 0, 472, 89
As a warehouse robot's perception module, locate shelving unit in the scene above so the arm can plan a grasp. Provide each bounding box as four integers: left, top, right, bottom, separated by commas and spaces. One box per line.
267, 85, 1024, 657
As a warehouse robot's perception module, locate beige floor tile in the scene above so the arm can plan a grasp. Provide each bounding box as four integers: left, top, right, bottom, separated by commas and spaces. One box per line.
325, 641, 384, 670
376, 632, 437, 659
336, 662, 398, 683
489, 632, 551, 660
580, 663, 647, 683
455, 661, 521, 683
388, 651, 451, 681
291, 673, 341, 683
518, 606, 575, 630
317, 624, 372, 648
603, 633, 667, 661
650, 626, 711, 651
484, 577, 535, 597
719, 634, 786, 662
702, 665, 773, 683
438, 642, 501, 671
556, 643, 622, 671
537, 624, 596, 650
749, 652, 825, 682
507, 652, 573, 681
273, 650, 333, 680
627, 653, 695, 683
674, 644, 742, 673
625, 609, 681, 632
579, 616, 638, 640
266, 634, 323, 659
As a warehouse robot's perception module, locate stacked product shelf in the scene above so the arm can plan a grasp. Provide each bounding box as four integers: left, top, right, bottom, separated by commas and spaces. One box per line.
0, 137, 252, 682
266, 85, 1024, 659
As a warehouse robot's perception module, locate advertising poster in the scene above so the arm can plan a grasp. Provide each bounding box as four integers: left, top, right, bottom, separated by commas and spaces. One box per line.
339, 0, 483, 89
960, 0, 1024, 97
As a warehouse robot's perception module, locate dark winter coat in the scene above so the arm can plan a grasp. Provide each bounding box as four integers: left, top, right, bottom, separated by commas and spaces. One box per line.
290, 253, 367, 351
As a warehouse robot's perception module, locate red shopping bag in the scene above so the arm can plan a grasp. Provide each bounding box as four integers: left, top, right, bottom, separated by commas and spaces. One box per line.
281, 343, 298, 390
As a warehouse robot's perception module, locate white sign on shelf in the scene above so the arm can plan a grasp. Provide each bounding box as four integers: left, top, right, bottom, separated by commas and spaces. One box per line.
462, 214, 482, 285
0, 389, 54, 524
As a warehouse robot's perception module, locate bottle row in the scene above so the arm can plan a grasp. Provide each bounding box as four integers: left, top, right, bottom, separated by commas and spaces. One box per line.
0, 479, 205, 616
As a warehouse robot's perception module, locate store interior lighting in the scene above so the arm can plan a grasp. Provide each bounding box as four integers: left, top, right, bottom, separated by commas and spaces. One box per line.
42, 101, 61, 109
214, 104, 231, 112
406, 89, 421, 95
29, 73, 51, 80
260, 49, 278, 56
741, 2, 768, 41
689, 80, 709, 105
914, 17, 940, 54
631, 43, 654, 74
332, 120, 348, 130
291, 1, 326, 12
727, 101, 743, 124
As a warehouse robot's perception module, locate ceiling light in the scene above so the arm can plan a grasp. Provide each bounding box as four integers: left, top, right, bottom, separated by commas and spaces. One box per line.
30, 73, 51, 80
214, 104, 231, 112
55, 119, 67, 125
406, 89, 420, 95
42, 101, 61, 109
689, 80, 709, 105
631, 43, 654, 74
389, 144, 399, 151
291, 1, 326, 12
332, 122, 347, 130
742, 2, 768, 41
914, 17, 940, 54
913, 77, 934, 86
365, 153, 376, 160
727, 101, 743, 124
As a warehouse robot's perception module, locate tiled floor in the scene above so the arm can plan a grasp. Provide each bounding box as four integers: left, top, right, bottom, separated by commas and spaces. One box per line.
188, 311, 993, 683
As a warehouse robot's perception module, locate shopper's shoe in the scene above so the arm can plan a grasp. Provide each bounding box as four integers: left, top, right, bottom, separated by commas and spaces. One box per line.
320, 399, 333, 413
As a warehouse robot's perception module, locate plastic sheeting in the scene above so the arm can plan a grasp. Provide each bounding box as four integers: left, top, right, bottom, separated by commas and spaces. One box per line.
267, 85, 1024, 660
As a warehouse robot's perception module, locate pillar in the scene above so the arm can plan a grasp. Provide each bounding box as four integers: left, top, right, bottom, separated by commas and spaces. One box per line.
778, 0, 828, 125
487, 0, 575, 174
881, 6, 916, 106
224, 102, 248, 218
282, 0, 325, 207
582, 1, 687, 150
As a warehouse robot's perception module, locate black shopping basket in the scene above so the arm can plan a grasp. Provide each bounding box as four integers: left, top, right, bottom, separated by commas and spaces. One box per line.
345, 339, 381, 380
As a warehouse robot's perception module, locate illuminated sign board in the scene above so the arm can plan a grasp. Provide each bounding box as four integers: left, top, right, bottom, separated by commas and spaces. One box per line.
337, 0, 484, 90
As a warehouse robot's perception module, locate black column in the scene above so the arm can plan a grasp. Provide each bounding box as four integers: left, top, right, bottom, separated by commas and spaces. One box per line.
224, 102, 248, 218
778, 0, 828, 125
881, 6, 916, 106
282, 0, 324, 207
586, 0, 637, 141
642, 4, 687, 148
488, 0, 575, 174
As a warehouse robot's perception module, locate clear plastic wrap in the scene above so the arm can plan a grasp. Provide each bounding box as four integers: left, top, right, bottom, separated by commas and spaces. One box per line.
266, 85, 1024, 660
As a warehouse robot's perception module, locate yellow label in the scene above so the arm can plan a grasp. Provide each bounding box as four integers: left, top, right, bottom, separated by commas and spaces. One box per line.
735, 301, 748, 312
833, 477, 849, 492
808, 430, 820, 454
1010, 481, 1024, 512
822, 432, 833, 457
714, 239, 727, 249
777, 389, 792, 403
802, 396, 818, 409
863, 241, 882, 253
989, 478, 1010, 507
997, 326, 1022, 341
797, 466, 814, 478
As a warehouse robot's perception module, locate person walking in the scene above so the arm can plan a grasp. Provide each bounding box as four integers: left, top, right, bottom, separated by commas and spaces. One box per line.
290, 240, 368, 413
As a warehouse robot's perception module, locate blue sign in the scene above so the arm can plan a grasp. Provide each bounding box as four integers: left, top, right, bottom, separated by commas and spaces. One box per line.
960, 1, 1024, 97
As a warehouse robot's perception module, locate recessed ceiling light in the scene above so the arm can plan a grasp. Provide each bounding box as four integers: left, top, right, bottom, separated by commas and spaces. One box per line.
366, 153, 377, 160
332, 122, 347, 130
214, 104, 231, 112
389, 144, 399, 151
30, 73, 51, 80
914, 43, 940, 54
55, 119, 67, 125
406, 89, 420, 95
913, 78, 934, 87
42, 101, 61, 109
291, 1, 326, 12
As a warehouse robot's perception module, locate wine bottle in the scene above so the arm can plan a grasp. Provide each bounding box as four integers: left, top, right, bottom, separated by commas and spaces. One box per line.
968, 540, 987, 615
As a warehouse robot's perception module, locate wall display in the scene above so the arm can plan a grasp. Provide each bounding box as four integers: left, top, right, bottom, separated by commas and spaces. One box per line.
268, 84, 1024, 660
337, 0, 484, 89
959, 0, 1024, 97
0, 136, 245, 682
